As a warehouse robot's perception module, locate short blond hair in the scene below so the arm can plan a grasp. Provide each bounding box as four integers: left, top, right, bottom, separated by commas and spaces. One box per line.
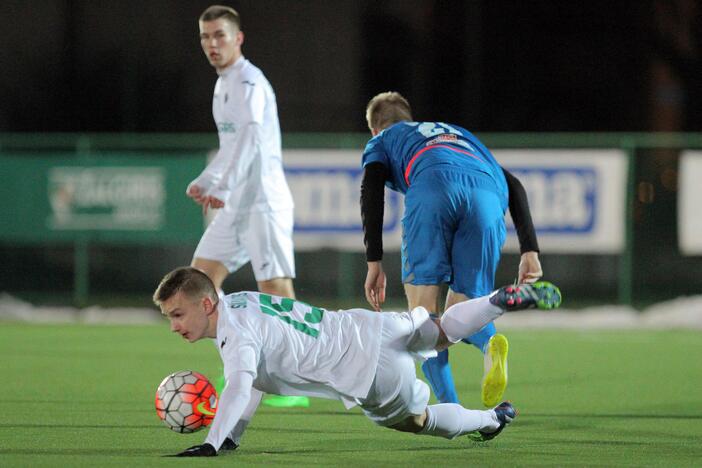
153, 267, 217, 309
199, 5, 241, 30
365, 91, 412, 132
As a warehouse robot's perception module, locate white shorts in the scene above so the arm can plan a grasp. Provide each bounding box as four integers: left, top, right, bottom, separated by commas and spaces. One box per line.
193, 208, 295, 282
358, 308, 437, 427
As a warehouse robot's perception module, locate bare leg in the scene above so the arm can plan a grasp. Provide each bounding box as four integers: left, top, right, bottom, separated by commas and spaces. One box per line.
444, 289, 469, 311
257, 277, 295, 299
191, 258, 229, 291
389, 412, 427, 433
404, 284, 441, 313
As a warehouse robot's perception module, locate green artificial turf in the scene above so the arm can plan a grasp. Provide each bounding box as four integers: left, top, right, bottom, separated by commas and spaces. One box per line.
1, 323, 701, 467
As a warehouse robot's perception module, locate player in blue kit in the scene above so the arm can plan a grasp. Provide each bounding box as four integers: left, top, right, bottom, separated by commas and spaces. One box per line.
360, 92, 543, 407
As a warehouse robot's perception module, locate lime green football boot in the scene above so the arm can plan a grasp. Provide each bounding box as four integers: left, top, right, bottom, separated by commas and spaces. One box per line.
481, 282, 560, 407
482, 333, 509, 407
262, 395, 311, 408
216, 369, 310, 408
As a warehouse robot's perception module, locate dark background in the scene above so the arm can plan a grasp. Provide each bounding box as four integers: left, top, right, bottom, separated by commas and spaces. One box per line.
2, 0, 702, 134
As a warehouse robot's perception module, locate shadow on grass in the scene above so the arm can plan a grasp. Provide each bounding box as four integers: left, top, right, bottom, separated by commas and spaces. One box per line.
1, 423, 355, 434
1, 441, 490, 458
0, 423, 156, 429
0, 448, 164, 456
247, 425, 345, 434
525, 413, 702, 420
537, 439, 648, 446
259, 410, 355, 416
242, 445, 475, 456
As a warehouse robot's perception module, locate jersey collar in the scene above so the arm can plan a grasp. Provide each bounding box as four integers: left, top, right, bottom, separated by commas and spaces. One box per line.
218, 55, 246, 77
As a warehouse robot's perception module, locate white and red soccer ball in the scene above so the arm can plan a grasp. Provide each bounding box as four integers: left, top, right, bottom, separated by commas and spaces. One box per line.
155, 370, 218, 433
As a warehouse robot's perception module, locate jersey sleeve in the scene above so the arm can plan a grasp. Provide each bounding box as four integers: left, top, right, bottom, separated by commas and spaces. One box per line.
237, 77, 266, 125
361, 162, 387, 261
361, 135, 389, 168
204, 370, 254, 451
503, 168, 540, 253
186, 147, 227, 195
205, 332, 260, 451
222, 335, 260, 379
226, 386, 263, 445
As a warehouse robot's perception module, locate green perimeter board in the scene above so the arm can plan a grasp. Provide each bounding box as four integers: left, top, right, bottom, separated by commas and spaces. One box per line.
0, 153, 206, 244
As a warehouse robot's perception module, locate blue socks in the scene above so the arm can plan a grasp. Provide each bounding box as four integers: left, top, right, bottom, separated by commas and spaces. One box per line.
462, 322, 496, 353
421, 349, 459, 404
421, 322, 497, 404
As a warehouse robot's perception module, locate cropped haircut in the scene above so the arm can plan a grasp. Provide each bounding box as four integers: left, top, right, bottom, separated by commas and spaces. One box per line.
153, 267, 217, 309
199, 5, 241, 30
366, 91, 412, 131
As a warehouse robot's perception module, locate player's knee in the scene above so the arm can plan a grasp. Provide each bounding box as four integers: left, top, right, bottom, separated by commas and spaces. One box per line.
191, 258, 228, 283
407, 307, 440, 351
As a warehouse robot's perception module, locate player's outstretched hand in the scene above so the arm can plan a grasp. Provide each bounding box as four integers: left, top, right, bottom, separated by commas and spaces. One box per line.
518, 251, 542, 284
175, 443, 217, 457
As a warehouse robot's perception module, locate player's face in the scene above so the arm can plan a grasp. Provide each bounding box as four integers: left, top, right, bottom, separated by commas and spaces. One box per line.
161, 291, 214, 343
199, 18, 243, 71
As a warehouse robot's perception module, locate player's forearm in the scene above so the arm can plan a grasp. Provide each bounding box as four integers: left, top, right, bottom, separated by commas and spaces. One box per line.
188, 147, 230, 194
227, 387, 263, 444
361, 163, 387, 261
503, 168, 540, 253
204, 372, 254, 451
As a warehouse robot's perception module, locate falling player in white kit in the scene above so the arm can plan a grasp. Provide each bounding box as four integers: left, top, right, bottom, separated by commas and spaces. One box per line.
189, 5, 305, 408
153, 267, 562, 457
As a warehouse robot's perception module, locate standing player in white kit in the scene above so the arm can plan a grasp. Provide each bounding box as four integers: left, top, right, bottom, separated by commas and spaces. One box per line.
187, 5, 307, 409
153, 267, 562, 456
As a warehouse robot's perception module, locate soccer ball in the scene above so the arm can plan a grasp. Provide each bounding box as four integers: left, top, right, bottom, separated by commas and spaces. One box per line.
155, 370, 218, 433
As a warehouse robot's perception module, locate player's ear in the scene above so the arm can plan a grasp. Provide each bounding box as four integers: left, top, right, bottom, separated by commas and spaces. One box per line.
202, 296, 214, 315
236, 30, 244, 46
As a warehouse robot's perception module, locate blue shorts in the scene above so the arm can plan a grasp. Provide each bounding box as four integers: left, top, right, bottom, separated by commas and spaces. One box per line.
401, 168, 507, 297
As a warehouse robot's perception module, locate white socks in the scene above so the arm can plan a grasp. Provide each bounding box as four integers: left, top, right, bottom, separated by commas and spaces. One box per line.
440, 295, 503, 343
418, 404, 499, 439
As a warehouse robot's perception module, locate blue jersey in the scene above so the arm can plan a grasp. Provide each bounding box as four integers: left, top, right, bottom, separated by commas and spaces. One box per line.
361, 121, 507, 197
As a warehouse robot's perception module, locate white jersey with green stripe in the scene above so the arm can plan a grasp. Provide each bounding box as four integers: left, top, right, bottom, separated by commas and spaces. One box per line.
216, 291, 384, 408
